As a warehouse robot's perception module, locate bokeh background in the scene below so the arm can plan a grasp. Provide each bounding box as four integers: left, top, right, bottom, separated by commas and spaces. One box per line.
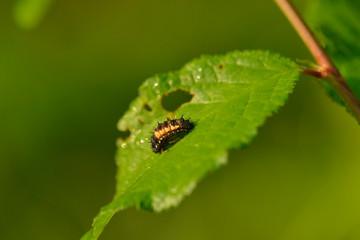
2, 0, 360, 239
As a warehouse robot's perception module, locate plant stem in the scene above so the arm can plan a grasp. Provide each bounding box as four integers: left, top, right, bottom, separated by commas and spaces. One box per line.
274, 0, 360, 123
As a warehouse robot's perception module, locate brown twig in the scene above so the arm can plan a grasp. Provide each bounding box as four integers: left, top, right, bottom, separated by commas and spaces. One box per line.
300, 67, 323, 79
274, 0, 360, 123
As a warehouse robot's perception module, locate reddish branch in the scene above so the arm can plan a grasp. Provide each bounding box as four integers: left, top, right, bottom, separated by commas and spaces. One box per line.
274, 0, 360, 123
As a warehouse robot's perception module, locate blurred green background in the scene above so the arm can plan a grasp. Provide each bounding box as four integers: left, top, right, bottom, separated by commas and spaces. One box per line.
1, 0, 360, 239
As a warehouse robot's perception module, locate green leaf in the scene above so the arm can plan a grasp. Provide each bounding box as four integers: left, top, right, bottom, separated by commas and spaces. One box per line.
14, 0, 53, 30
306, 0, 360, 106
81, 50, 300, 240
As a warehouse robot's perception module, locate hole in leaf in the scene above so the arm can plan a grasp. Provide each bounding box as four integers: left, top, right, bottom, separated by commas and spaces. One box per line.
161, 89, 193, 112
217, 64, 224, 70
143, 103, 152, 112
118, 129, 130, 140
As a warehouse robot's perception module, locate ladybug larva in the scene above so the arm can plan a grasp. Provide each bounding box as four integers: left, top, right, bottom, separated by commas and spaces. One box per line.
151, 116, 194, 153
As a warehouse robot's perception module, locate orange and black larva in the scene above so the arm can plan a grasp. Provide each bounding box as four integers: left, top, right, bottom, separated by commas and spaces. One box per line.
151, 116, 194, 153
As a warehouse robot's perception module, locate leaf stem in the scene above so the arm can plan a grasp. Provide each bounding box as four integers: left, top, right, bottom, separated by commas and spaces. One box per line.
274, 0, 360, 123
